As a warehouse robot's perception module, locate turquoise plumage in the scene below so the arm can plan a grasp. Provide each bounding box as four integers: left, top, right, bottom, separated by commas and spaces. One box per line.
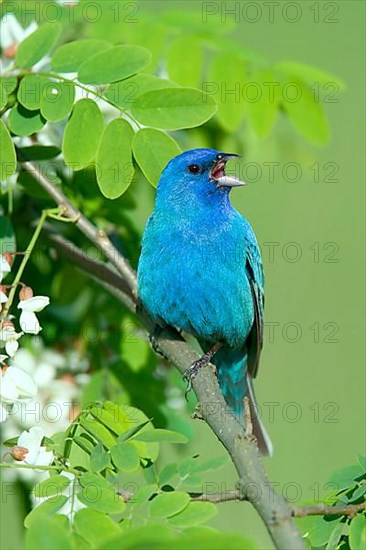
137, 148, 272, 455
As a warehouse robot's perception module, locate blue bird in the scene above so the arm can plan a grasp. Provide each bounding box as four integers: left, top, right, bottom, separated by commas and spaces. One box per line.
137, 148, 272, 455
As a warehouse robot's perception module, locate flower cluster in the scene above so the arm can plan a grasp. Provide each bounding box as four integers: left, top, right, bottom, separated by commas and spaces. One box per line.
1, 254, 50, 423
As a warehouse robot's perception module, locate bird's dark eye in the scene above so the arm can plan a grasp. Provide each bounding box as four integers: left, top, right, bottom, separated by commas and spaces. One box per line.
188, 164, 200, 174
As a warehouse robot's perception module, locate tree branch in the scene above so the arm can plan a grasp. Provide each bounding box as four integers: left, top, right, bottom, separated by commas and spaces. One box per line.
42, 227, 135, 310
291, 502, 365, 518
18, 157, 137, 299
191, 491, 366, 518
21, 158, 306, 550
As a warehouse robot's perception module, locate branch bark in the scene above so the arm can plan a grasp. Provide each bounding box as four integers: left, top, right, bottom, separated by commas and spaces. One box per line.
191, 491, 366, 518
21, 159, 307, 549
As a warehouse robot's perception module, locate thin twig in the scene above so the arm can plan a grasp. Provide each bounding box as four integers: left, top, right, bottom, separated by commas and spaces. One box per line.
42, 228, 135, 310
190, 491, 366, 517
291, 502, 366, 518
0, 462, 80, 476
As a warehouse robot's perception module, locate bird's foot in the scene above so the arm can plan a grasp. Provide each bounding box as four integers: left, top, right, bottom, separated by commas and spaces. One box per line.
183, 355, 210, 399
183, 342, 223, 400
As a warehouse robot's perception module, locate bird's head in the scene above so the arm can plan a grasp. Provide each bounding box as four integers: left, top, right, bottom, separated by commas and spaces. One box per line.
155, 148, 245, 210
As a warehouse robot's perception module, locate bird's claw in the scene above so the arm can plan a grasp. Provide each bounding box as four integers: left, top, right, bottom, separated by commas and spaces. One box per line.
183, 356, 207, 400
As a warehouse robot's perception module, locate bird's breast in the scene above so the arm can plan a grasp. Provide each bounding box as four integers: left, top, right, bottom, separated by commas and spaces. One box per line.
137, 217, 254, 348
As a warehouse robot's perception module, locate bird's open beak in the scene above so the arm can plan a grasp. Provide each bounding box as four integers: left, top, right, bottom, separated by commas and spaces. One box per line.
210, 153, 245, 188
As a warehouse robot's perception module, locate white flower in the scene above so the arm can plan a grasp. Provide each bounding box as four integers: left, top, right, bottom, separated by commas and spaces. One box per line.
0, 326, 22, 356
18, 296, 50, 335
0, 403, 8, 422
0, 289, 7, 303
17, 427, 53, 466
0, 255, 11, 282
13, 349, 56, 389
0, 366, 37, 404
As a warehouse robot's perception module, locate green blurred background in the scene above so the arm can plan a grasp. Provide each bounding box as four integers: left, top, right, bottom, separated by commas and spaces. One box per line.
1, 1, 365, 548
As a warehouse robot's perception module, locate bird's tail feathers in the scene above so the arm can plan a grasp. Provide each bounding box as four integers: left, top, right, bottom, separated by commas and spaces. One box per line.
246, 374, 273, 457
213, 347, 273, 456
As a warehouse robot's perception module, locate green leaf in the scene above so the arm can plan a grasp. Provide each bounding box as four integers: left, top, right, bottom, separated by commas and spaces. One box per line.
132, 128, 181, 186
96, 118, 134, 199
174, 530, 261, 550
0, 120, 17, 181
177, 455, 228, 478
117, 420, 151, 442
159, 463, 178, 486
209, 52, 246, 132
167, 36, 202, 87
0, 82, 7, 109
88, 407, 122, 436
78, 472, 126, 514
51, 39, 112, 72
349, 514, 366, 550
40, 81, 75, 122
2, 436, 19, 447
134, 429, 188, 444
62, 99, 104, 170
78, 45, 152, 85
70, 533, 92, 550
79, 417, 116, 449
99, 526, 175, 550
18, 74, 49, 110
0, 76, 18, 95
90, 442, 110, 473
103, 403, 159, 462
16, 22, 62, 69
24, 496, 68, 528
168, 501, 218, 527
301, 516, 341, 547
25, 517, 71, 550
8, 104, 46, 136
358, 455, 366, 472
74, 509, 122, 547
132, 88, 217, 130
100, 526, 255, 550
111, 441, 140, 472
247, 69, 280, 138
328, 464, 364, 492
17, 145, 61, 161
150, 491, 190, 518
276, 61, 346, 91
325, 522, 345, 550
281, 77, 330, 145
128, 484, 158, 508
34, 475, 71, 498
351, 483, 366, 501
105, 74, 176, 109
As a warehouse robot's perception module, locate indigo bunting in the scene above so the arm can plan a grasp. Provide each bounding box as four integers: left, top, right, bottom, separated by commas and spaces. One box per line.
137, 149, 272, 455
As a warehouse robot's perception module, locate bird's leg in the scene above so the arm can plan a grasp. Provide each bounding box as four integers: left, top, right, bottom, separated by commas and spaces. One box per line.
183, 342, 223, 398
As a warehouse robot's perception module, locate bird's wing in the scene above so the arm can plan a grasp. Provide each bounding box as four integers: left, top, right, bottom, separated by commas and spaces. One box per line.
245, 240, 264, 378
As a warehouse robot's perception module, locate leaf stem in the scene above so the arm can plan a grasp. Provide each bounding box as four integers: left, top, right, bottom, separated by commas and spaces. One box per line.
0, 462, 81, 476
37, 72, 140, 128
0, 208, 59, 324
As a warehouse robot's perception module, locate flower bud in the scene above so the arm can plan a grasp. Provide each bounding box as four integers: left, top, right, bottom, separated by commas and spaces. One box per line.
3, 253, 14, 266
11, 446, 29, 461
19, 286, 33, 301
